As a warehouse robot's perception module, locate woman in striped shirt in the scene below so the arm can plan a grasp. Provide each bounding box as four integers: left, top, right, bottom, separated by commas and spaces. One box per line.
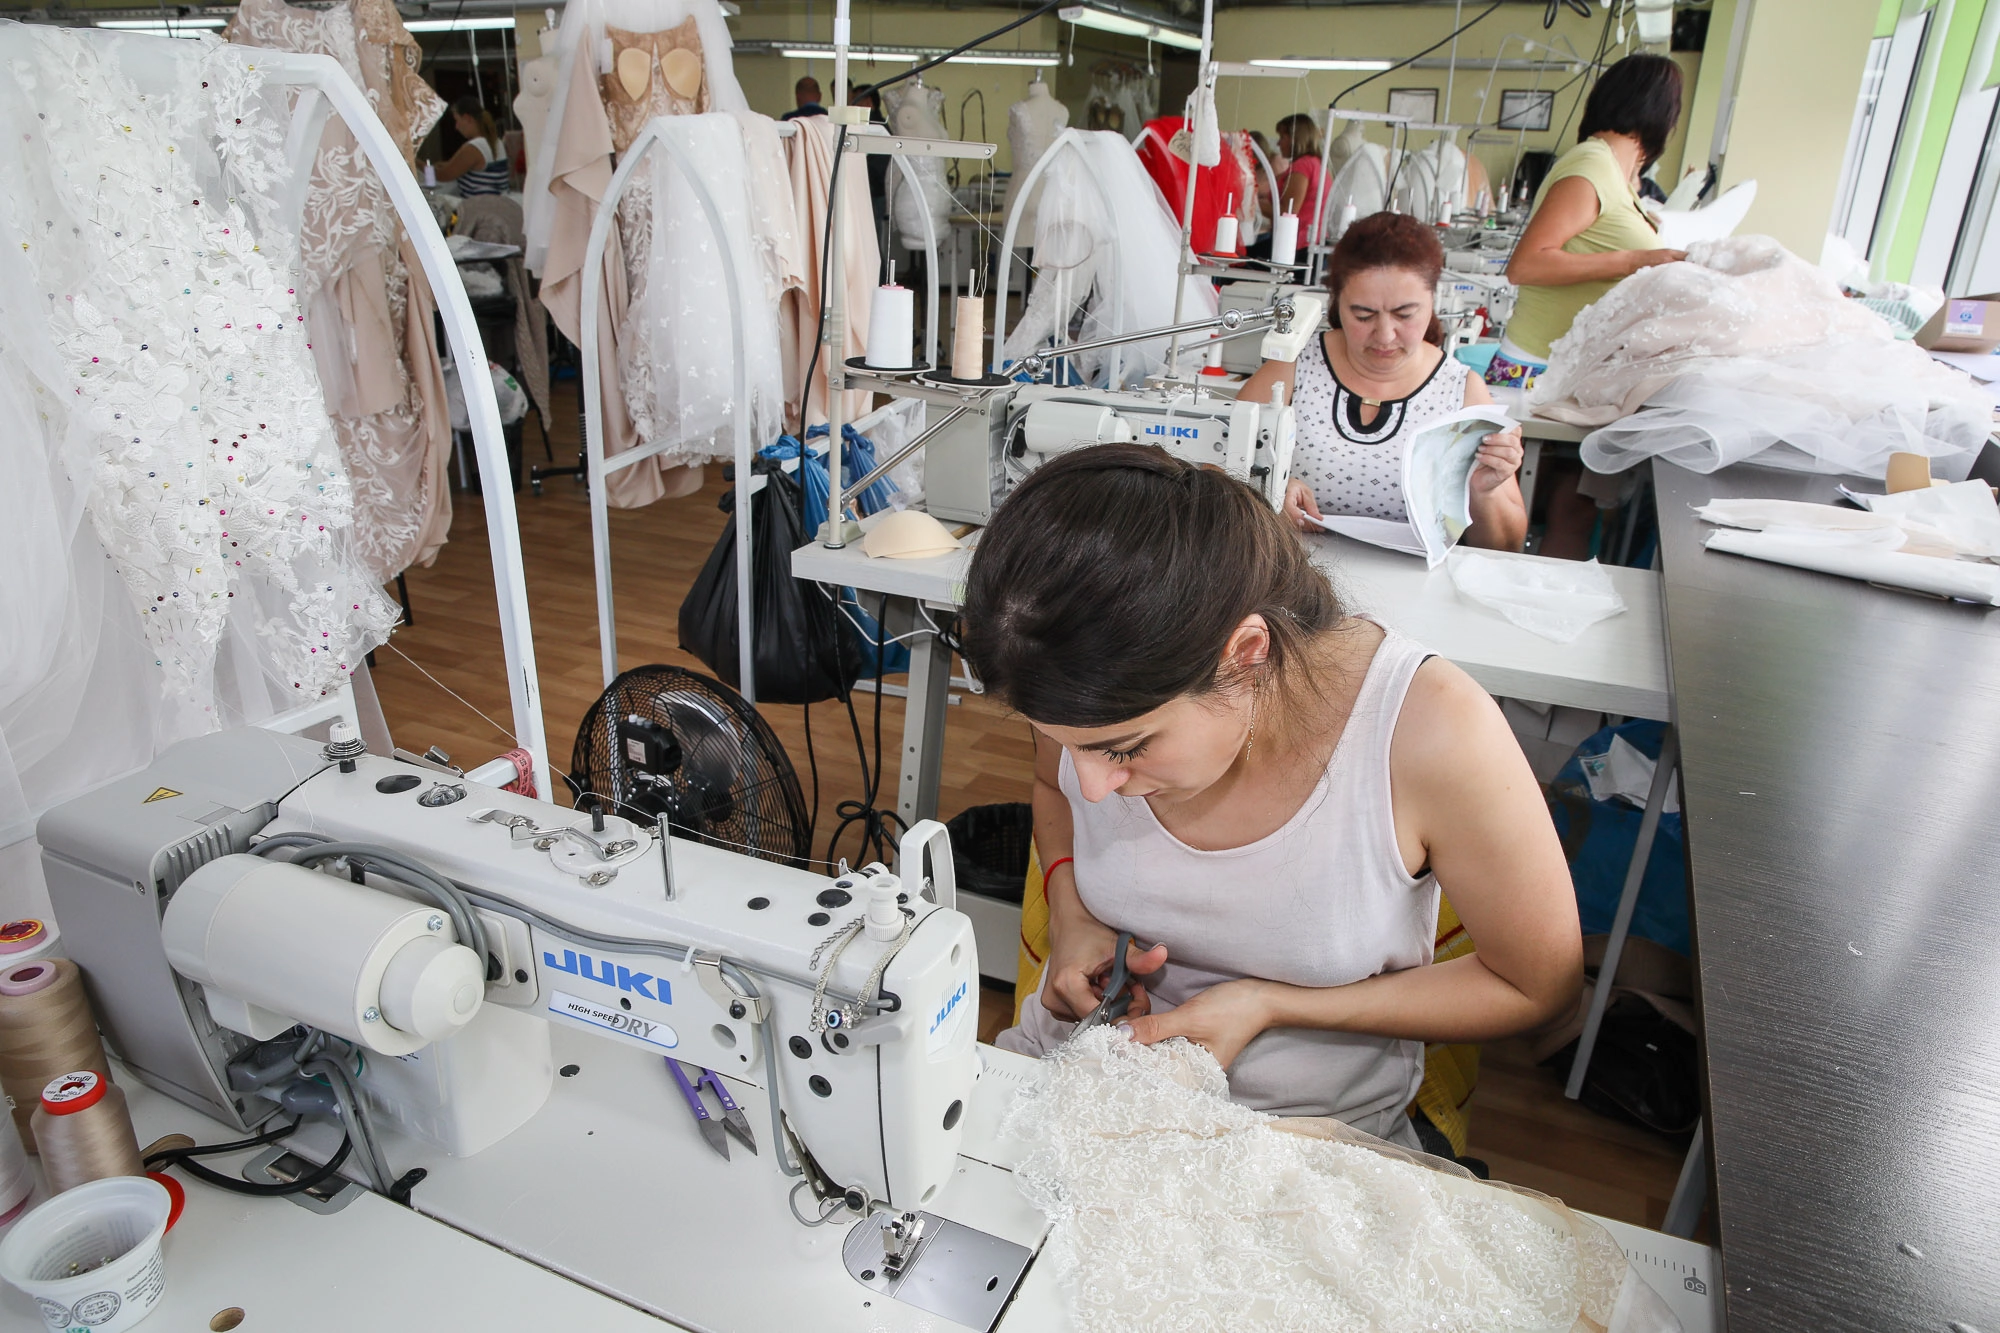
428, 96, 511, 195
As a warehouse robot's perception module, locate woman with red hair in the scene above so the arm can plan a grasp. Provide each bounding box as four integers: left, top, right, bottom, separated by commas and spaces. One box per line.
1241, 212, 1526, 551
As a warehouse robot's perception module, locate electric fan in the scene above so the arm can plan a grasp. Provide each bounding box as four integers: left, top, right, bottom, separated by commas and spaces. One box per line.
570, 665, 812, 869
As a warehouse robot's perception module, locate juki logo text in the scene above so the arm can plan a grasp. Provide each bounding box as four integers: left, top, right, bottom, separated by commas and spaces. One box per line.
543, 949, 673, 1003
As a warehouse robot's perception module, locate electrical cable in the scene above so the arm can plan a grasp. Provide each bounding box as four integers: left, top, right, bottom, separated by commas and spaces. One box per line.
853, 0, 1065, 100
1331, 2, 1504, 111
149, 1119, 359, 1198
144, 1118, 301, 1168
828, 592, 906, 869
305, 1051, 396, 1196
252, 836, 489, 971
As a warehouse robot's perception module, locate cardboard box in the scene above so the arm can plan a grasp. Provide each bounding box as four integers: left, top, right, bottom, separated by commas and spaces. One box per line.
1916, 293, 2000, 352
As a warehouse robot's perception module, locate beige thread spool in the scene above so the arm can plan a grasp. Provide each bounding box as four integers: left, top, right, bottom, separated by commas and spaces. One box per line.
31, 1070, 145, 1196
0, 958, 110, 1154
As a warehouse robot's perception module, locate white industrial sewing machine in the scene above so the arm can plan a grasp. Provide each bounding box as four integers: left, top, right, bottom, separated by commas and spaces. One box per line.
920, 291, 1325, 526
37, 726, 1031, 1326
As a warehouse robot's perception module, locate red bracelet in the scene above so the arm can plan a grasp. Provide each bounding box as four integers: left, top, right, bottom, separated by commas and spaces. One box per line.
1043, 856, 1075, 882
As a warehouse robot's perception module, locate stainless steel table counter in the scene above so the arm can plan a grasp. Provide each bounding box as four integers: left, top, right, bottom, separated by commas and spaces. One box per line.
1655, 462, 2000, 1333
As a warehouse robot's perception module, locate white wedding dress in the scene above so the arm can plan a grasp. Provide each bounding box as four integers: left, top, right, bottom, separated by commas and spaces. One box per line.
1002, 131, 1215, 388
1528, 235, 1991, 480
0, 22, 396, 841
1007, 1027, 1683, 1333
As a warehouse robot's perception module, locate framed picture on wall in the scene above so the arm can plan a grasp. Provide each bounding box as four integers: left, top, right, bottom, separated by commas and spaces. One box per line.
1497, 89, 1555, 132
1388, 88, 1437, 124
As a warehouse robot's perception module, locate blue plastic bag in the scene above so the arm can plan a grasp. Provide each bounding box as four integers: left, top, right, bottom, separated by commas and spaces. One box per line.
1547, 720, 1689, 957
759, 426, 908, 679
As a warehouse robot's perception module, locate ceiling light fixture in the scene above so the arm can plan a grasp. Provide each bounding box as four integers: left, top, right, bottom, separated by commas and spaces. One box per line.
1057, 5, 1203, 52
403, 16, 520, 31
773, 44, 1057, 68
96, 16, 227, 29
1248, 57, 1395, 72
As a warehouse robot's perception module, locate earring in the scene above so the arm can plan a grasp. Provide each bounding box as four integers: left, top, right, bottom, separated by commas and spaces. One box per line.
1245, 687, 1259, 759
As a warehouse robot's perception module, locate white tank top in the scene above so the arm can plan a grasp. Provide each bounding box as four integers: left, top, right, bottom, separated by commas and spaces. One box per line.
1003, 625, 1440, 1147
1289, 335, 1471, 523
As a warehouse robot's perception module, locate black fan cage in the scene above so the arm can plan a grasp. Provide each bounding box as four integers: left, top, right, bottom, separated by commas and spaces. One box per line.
570, 665, 812, 870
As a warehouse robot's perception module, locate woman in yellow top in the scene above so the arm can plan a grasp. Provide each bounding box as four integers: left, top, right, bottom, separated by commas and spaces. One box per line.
1490, 54, 1686, 557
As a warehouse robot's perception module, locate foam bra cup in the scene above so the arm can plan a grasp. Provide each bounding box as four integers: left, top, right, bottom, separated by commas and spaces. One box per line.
606, 21, 704, 104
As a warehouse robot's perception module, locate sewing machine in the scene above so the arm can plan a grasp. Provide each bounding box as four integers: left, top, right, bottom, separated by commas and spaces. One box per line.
922, 381, 1298, 525
37, 726, 982, 1225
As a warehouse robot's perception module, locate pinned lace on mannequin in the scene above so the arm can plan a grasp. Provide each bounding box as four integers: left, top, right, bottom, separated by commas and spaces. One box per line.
1005, 1027, 1682, 1333
0, 26, 396, 710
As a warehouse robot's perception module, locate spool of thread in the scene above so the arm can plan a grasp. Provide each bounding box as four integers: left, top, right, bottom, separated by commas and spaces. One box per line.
0, 959, 110, 1155
865, 261, 915, 370
422, 161, 437, 188
1214, 195, 1238, 254
1270, 212, 1300, 267
0, 919, 56, 967
951, 282, 984, 381
30, 1070, 144, 1197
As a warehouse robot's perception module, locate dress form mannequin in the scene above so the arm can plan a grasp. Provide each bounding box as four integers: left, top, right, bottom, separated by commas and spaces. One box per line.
514, 54, 556, 174
1005, 72, 1069, 240
1324, 116, 1365, 183
884, 73, 952, 251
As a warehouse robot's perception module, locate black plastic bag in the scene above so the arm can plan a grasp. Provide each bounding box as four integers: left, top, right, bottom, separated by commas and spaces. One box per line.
678, 468, 860, 705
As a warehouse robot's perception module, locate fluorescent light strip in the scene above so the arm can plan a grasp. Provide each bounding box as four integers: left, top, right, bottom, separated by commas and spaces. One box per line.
1058, 6, 1203, 52
97, 17, 227, 28
775, 46, 1057, 68
404, 16, 519, 31
1249, 57, 1395, 72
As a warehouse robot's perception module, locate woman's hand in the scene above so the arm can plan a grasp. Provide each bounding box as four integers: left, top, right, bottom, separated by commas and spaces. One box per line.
1042, 905, 1169, 1023
1282, 478, 1325, 533
1121, 979, 1275, 1069
1623, 247, 1686, 276
1471, 426, 1524, 495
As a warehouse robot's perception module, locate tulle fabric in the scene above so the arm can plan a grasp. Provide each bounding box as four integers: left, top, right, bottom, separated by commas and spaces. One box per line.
1398, 135, 1468, 222
1003, 130, 1216, 388
619, 114, 785, 470
0, 22, 395, 843
1322, 140, 1392, 238
1528, 236, 1990, 479
1007, 1027, 1683, 1333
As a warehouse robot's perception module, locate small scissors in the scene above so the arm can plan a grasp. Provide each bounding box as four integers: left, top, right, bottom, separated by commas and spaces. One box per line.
1075, 931, 1142, 1033
665, 1058, 758, 1160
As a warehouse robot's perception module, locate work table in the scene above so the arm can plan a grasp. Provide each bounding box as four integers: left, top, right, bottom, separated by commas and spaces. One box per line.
1655, 462, 2000, 1333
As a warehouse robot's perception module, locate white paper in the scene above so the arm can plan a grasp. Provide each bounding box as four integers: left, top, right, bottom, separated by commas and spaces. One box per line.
1703, 528, 2000, 603
1446, 549, 1628, 642
1309, 403, 1512, 567
1651, 180, 1756, 251
1926, 348, 2000, 383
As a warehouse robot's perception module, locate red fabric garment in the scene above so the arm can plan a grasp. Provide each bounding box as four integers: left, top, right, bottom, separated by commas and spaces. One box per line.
1133, 116, 1250, 258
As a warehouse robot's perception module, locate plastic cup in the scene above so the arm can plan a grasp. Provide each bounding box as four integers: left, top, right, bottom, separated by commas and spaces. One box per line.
0, 1175, 174, 1333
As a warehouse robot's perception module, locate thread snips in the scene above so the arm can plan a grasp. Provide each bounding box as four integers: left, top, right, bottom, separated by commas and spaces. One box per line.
666, 1058, 757, 1160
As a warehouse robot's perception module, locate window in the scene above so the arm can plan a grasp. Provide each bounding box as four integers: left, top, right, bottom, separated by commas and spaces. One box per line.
1829, 13, 1929, 258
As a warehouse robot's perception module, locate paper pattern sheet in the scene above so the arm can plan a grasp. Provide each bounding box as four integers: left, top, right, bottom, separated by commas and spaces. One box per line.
1310, 404, 1511, 566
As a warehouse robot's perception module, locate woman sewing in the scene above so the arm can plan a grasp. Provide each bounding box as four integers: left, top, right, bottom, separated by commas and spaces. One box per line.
1239, 211, 1527, 551
968, 446, 1582, 1154
1494, 53, 1686, 557
425, 96, 512, 196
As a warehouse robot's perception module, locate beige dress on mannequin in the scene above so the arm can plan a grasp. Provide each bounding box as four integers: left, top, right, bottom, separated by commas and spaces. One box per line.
227, 0, 455, 582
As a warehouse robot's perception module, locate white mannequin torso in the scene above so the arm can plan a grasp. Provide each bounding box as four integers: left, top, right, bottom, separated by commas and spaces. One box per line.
514, 54, 556, 175
1006, 78, 1069, 239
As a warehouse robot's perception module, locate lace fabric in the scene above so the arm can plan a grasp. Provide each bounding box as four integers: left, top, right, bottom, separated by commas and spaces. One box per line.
227, 0, 453, 581
1006, 1028, 1683, 1333
1528, 236, 1991, 480
0, 23, 396, 836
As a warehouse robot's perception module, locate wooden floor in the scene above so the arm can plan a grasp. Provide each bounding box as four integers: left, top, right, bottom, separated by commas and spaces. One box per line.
371, 380, 1703, 1238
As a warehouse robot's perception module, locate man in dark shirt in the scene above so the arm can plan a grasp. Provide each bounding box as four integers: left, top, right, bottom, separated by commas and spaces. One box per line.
781, 75, 826, 120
